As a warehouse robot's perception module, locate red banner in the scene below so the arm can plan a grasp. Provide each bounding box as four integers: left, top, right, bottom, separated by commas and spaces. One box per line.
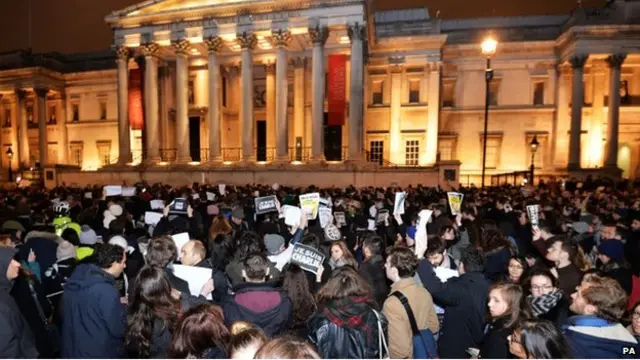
328, 54, 346, 126
128, 68, 144, 130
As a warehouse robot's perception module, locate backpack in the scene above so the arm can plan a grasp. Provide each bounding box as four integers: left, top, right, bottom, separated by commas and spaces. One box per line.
392, 291, 438, 359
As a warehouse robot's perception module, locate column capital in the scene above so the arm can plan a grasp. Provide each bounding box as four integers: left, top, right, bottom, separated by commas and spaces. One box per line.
292, 57, 306, 68
606, 53, 627, 69
569, 54, 588, 70
389, 64, 403, 74
114, 45, 131, 61
308, 25, 329, 45
237, 32, 257, 50
140, 42, 160, 58
264, 62, 276, 74
205, 36, 224, 54
271, 29, 292, 48
172, 39, 191, 56
15, 89, 27, 100
427, 61, 442, 72
347, 22, 366, 42
556, 62, 571, 75
34, 88, 49, 98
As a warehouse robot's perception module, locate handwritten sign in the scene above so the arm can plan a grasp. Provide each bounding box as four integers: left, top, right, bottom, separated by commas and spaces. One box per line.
290, 243, 325, 275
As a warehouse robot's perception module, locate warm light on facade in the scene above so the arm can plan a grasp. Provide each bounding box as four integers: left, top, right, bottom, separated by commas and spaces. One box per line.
481, 37, 498, 57
290, 27, 308, 35
223, 161, 233, 165
339, 36, 350, 44
219, 33, 237, 42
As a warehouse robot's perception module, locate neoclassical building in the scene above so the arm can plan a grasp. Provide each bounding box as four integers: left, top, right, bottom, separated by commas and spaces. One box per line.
1, 0, 640, 186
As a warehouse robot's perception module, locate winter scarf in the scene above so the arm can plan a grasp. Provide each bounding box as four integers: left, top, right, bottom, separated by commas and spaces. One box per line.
528, 289, 563, 317
322, 296, 377, 344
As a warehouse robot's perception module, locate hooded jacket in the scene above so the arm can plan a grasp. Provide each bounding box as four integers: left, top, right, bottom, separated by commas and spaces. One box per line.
563, 315, 638, 359
0, 247, 39, 358
61, 263, 126, 358
24, 230, 63, 279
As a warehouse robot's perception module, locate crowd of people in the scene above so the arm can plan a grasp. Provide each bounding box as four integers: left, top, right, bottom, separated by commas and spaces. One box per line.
1, 176, 640, 358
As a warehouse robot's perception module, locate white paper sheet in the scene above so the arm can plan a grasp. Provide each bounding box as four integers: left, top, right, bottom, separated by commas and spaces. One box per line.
284, 206, 302, 227
206, 192, 215, 201
171, 233, 190, 259
394, 192, 407, 215
150, 199, 165, 210
104, 185, 122, 196
172, 264, 212, 300
144, 211, 163, 226
121, 187, 136, 197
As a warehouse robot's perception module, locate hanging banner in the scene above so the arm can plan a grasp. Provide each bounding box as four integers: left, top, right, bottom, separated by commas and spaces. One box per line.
327, 54, 346, 126
128, 68, 144, 130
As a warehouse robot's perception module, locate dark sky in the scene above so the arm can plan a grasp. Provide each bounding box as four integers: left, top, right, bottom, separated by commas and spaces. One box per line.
0, 0, 606, 54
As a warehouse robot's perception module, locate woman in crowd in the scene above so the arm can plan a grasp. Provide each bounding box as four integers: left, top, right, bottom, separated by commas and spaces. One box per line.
526, 268, 569, 327
254, 335, 322, 359
545, 237, 589, 296
597, 239, 633, 295
168, 303, 229, 359
508, 319, 571, 359
503, 256, 529, 284
208, 233, 233, 302
328, 241, 357, 271
281, 263, 317, 338
482, 229, 517, 282
207, 214, 232, 253
627, 302, 640, 343
479, 283, 527, 359
307, 266, 387, 359
228, 322, 267, 359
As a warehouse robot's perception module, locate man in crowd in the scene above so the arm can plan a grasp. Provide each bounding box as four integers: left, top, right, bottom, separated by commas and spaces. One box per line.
417, 247, 490, 359
140, 236, 190, 295
383, 247, 439, 358
61, 244, 127, 358
565, 274, 638, 358
222, 252, 292, 337
358, 236, 389, 308
180, 240, 211, 268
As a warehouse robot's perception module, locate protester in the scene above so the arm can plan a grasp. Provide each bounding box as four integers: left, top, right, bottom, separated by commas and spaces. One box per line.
222, 252, 292, 336
167, 303, 229, 359
225, 231, 281, 286
254, 335, 322, 359
418, 247, 490, 359
328, 240, 357, 270
61, 243, 127, 358
503, 256, 529, 284
383, 247, 439, 358
565, 274, 638, 357
308, 266, 387, 358
0, 246, 39, 358
425, 238, 457, 271
628, 301, 640, 343
598, 239, 633, 294
358, 235, 389, 308
179, 240, 210, 267
228, 322, 267, 359
508, 319, 571, 359
136, 236, 190, 295
546, 237, 588, 296
527, 268, 570, 327
281, 263, 317, 338
479, 283, 527, 358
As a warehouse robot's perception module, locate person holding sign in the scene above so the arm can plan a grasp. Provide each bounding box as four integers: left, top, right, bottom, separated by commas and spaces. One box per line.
129, 236, 190, 297
222, 253, 293, 337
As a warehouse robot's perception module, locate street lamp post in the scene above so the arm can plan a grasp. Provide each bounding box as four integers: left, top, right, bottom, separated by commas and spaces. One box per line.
6, 147, 13, 182
529, 135, 539, 185
481, 36, 497, 188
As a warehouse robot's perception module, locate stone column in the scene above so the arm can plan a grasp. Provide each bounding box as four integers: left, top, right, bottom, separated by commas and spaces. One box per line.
173, 39, 192, 163
553, 64, 570, 167
293, 58, 306, 155
238, 32, 257, 162
205, 36, 224, 162
309, 25, 328, 162
347, 23, 365, 161
265, 63, 276, 155
590, 62, 606, 168
59, 94, 69, 164
158, 64, 169, 154
605, 53, 627, 168
141, 42, 161, 163
15, 89, 29, 167
389, 64, 402, 164
426, 62, 441, 166
272, 29, 292, 162
568, 55, 588, 170
34, 88, 48, 166
115, 46, 132, 164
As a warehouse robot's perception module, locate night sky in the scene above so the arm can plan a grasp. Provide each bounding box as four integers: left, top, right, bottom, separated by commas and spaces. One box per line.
0, 0, 606, 54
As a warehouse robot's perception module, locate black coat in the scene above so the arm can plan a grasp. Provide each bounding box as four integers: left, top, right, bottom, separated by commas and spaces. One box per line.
417, 259, 490, 359
478, 317, 513, 359
128, 267, 190, 297
536, 294, 570, 328
358, 255, 389, 309
0, 248, 39, 358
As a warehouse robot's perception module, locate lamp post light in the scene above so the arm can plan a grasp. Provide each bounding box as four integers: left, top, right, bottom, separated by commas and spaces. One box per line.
480, 36, 497, 188
6, 147, 13, 182
529, 135, 539, 185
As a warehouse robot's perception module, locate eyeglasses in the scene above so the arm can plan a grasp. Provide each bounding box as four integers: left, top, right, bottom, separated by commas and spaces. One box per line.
508, 264, 523, 270
531, 285, 553, 292
633, 311, 640, 319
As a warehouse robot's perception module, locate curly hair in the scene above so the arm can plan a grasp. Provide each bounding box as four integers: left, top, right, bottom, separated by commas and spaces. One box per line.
316, 266, 374, 309
282, 264, 317, 327
168, 303, 229, 358
234, 231, 266, 261
125, 266, 179, 358
481, 228, 514, 254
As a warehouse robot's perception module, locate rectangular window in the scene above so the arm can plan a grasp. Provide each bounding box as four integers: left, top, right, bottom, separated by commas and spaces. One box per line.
372, 81, 383, 105
188, 79, 195, 105
27, 105, 36, 128
368, 140, 384, 165
99, 102, 107, 120
442, 80, 456, 107
3, 109, 10, 128
48, 105, 57, 124
409, 80, 420, 104
533, 82, 545, 106
96, 141, 111, 166
405, 140, 419, 166
480, 135, 502, 169
72, 104, 79, 122
438, 136, 457, 161
222, 77, 227, 107
48, 142, 57, 164
489, 81, 500, 106
69, 142, 83, 167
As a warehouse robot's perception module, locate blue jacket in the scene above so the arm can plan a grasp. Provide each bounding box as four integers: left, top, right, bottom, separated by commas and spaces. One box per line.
61, 264, 125, 359
563, 315, 638, 359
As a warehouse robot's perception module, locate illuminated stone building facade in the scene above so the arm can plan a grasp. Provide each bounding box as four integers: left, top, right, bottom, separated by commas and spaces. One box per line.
2, 0, 640, 186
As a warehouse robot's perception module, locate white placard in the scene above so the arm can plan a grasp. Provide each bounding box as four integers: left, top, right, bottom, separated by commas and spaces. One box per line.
394, 192, 407, 215
144, 211, 163, 226
84, 192, 92, 199
150, 199, 165, 210
319, 207, 332, 228
367, 219, 376, 231
527, 204, 540, 228
334, 212, 347, 227
104, 185, 122, 197
171, 233, 190, 259
191, 193, 200, 200
447, 192, 464, 215
218, 184, 226, 195
299, 192, 320, 220
172, 264, 212, 300
121, 187, 136, 197
206, 192, 215, 201
284, 206, 302, 227
416, 209, 433, 230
